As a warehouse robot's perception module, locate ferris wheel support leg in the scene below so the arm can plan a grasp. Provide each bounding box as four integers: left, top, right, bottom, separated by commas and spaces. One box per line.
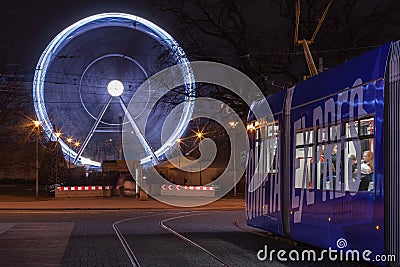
119, 97, 160, 165
73, 96, 113, 164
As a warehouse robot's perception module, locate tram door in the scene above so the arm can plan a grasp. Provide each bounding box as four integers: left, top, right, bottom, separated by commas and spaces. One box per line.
246, 118, 283, 235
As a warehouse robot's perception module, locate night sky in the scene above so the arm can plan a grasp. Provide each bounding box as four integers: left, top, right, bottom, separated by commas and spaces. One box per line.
0, 0, 161, 70
2, 1, 399, 74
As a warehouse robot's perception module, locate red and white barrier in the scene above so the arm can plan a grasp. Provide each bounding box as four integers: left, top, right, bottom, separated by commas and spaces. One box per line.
55, 185, 112, 198
161, 184, 217, 191
56, 186, 111, 191
160, 184, 217, 197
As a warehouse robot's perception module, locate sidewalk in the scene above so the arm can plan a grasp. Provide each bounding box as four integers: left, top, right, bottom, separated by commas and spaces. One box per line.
0, 196, 245, 211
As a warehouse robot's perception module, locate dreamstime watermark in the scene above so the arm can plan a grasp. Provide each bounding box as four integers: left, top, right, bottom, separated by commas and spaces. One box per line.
257, 238, 396, 263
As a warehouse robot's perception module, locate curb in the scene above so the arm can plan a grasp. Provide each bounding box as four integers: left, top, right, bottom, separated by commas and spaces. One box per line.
0, 206, 245, 212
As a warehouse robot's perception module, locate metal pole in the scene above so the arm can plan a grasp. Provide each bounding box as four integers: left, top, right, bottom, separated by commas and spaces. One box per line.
74, 96, 112, 164
55, 137, 59, 184
119, 97, 160, 165
119, 116, 123, 160
178, 142, 181, 182
229, 122, 238, 196
233, 131, 236, 196
35, 127, 39, 197
199, 160, 202, 186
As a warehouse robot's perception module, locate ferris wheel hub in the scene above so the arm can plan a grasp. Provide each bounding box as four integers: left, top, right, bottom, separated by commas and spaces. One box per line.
107, 80, 124, 97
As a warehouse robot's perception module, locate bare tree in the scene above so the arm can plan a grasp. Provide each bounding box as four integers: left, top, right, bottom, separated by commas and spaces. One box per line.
0, 62, 51, 182
157, 0, 400, 95
0, 63, 29, 138
276, 0, 400, 72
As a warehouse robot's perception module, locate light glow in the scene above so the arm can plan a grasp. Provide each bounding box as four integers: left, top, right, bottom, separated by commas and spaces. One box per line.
107, 80, 124, 97
33, 120, 41, 128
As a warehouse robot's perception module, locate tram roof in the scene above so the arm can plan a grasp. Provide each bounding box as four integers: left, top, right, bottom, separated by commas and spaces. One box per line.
247, 89, 286, 122
291, 42, 391, 107
248, 42, 392, 123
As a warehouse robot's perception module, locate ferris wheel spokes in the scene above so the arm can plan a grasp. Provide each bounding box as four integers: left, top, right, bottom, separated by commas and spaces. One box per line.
73, 96, 113, 164
118, 97, 160, 165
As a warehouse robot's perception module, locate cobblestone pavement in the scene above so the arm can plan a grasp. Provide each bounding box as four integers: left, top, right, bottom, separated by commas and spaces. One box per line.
0, 209, 360, 267
0, 222, 73, 267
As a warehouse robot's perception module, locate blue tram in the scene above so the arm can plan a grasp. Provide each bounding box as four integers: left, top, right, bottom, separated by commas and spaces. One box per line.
246, 41, 400, 264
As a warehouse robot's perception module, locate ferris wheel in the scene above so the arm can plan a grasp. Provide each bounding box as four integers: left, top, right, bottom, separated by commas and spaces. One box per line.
33, 13, 195, 167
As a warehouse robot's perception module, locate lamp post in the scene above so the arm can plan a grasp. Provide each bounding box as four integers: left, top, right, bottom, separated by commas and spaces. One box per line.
196, 132, 203, 185
66, 137, 73, 168
177, 139, 181, 183
54, 132, 62, 184
199, 160, 202, 186
74, 141, 80, 164
229, 121, 238, 196
33, 120, 41, 198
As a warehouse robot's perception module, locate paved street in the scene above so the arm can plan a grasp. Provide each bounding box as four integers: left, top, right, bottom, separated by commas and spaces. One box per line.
0, 202, 359, 267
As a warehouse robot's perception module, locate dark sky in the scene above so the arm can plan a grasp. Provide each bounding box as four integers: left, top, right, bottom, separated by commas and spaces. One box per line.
2, 0, 399, 72
1, 0, 400, 89
0, 0, 163, 70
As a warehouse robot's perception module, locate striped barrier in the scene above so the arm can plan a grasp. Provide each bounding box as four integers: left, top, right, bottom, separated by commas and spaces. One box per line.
160, 184, 217, 197
56, 186, 111, 191
55, 185, 112, 198
161, 185, 217, 191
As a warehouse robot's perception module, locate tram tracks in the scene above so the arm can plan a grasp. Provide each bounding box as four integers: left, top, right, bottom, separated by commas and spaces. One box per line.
113, 211, 232, 267
160, 214, 232, 267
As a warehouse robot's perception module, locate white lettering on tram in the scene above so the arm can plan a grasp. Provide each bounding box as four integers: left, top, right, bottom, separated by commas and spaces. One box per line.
247, 146, 281, 220
291, 78, 367, 223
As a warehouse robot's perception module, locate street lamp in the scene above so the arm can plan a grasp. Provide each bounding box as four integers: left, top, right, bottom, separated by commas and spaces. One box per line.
54, 132, 62, 184
229, 121, 238, 196
196, 132, 203, 185
177, 139, 181, 183
33, 120, 41, 197
74, 141, 80, 164
66, 137, 73, 168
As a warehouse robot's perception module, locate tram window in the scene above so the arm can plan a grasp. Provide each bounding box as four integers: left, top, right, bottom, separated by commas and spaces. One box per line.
296, 132, 304, 146
294, 146, 313, 189
361, 139, 374, 171
345, 121, 359, 138
342, 139, 374, 191
296, 129, 314, 146
345, 117, 374, 138
256, 128, 260, 141
359, 118, 374, 136
328, 125, 340, 142
317, 128, 325, 143
295, 116, 375, 192
266, 122, 279, 173
267, 125, 275, 137
256, 121, 279, 174
318, 143, 337, 190
342, 117, 375, 192
295, 129, 314, 189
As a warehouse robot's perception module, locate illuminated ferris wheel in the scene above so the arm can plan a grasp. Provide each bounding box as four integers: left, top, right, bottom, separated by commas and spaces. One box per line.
33, 13, 195, 167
